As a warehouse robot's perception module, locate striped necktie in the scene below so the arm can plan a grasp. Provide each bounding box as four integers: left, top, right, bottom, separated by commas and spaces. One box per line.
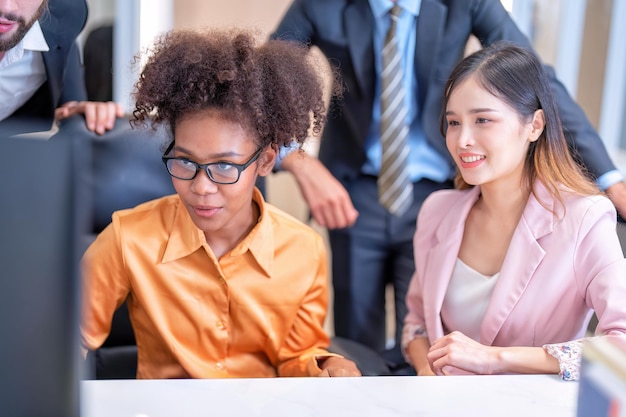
378, 4, 413, 216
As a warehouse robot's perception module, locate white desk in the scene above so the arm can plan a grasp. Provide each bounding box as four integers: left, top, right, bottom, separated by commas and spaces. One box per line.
81, 374, 579, 417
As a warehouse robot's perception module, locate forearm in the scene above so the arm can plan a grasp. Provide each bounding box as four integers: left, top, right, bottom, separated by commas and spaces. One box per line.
493, 346, 560, 375
277, 350, 339, 377
280, 148, 311, 177
279, 149, 358, 229
407, 337, 435, 376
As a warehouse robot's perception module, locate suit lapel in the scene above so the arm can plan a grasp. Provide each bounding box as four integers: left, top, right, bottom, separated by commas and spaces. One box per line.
39, 10, 63, 112
414, 0, 447, 106
481, 186, 556, 345
345, 0, 375, 98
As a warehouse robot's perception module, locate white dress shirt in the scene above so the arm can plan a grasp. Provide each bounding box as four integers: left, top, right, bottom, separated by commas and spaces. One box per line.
0, 21, 49, 121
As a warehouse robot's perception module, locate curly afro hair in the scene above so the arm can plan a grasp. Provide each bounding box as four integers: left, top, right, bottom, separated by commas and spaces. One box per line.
132, 28, 338, 149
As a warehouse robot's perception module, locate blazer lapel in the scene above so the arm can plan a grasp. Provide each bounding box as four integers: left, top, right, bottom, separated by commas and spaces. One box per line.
481, 185, 556, 345
345, 0, 375, 98
422, 187, 480, 338
414, 0, 447, 106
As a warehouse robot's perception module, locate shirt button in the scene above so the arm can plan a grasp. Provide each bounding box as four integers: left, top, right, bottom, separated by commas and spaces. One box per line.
216, 362, 224, 370
216, 321, 226, 330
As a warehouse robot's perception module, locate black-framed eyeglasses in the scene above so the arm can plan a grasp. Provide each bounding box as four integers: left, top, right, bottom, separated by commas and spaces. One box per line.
162, 142, 263, 184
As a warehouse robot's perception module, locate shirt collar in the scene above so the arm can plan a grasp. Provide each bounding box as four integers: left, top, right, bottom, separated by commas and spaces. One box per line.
161, 188, 274, 277
369, 0, 421, 18
230, 188, 274, 277
22, 21, 50, 52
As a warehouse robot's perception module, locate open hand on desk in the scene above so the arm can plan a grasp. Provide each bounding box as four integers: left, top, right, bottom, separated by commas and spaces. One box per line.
55, 100, 125, 135
317, 356, 362, 377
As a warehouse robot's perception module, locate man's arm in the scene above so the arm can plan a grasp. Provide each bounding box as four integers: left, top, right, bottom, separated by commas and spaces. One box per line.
280, 150, 359, 229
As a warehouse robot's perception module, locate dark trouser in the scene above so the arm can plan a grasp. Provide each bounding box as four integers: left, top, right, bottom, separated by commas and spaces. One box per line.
329, 175, 452, 367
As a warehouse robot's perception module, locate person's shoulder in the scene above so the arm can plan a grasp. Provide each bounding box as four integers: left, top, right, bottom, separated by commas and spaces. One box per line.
263, 202, 323, 242
47, 0, 88, 15
562, 191, 616, 219
41, 0, 88, 33
416, 188, 473, 231
422, 187, 472, 212
111, 195, 179, 228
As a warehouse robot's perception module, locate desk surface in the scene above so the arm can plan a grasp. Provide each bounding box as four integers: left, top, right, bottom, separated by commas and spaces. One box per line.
81, 374, 579, 417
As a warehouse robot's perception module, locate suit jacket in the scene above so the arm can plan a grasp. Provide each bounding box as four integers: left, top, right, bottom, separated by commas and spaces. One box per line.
271, 0, 616, 182
4, 0, 88, 126
404, 183, 626, 348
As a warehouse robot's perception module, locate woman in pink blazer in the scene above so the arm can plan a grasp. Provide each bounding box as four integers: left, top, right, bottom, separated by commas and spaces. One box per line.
402, 41, 626, 380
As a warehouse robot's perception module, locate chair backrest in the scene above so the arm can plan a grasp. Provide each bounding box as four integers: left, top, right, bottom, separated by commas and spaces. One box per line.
83, 117, 176, 234
51, 116, 175, 379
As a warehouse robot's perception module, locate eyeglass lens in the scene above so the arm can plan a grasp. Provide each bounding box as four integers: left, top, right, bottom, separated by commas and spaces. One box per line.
166, 159, 240, 183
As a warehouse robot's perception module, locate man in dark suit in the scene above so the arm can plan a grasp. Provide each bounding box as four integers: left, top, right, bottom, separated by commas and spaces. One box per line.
0, 0, 123, 135
272, 0, 626, 370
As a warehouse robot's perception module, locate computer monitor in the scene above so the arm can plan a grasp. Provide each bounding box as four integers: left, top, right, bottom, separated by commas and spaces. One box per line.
0, 134, 89, 417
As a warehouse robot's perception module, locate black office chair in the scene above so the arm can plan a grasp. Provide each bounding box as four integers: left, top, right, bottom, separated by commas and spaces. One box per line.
51, 116, 174, 379
327, 337, 393, 376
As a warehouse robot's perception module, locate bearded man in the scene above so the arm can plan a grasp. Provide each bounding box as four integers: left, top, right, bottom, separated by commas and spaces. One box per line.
0, 0, 123, 134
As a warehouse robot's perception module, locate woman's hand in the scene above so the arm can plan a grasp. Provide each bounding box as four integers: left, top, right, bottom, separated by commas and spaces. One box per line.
317, 356, 362, 377
427, 331, 498, 375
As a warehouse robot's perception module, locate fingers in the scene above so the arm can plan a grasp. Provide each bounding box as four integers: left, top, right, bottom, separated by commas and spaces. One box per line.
82, 102, 98, 132
427, 332, 489, 376
54, 101, 79, 120
285, 154, 359, 229
84, 101, 121, 134
427, 345, 448, 376
427, 332, 465, 375
317, 357, 362, 377
304, 176, 358, 229
310, 194, 359, 229
55, 101, 125, 134
317, 367, 362, 377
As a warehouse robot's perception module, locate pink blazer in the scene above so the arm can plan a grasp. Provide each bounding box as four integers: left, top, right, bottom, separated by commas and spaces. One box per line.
404, 183, 626, 348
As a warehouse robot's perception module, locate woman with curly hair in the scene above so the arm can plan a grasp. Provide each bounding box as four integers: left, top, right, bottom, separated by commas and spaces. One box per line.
80, 28, 361, 379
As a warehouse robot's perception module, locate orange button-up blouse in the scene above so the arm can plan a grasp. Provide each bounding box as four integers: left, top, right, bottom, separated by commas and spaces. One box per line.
81, 189, 335, 378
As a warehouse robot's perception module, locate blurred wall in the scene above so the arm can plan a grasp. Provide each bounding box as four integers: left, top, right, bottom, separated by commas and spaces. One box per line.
173, 0, 291, 35
577, 0, 612, 130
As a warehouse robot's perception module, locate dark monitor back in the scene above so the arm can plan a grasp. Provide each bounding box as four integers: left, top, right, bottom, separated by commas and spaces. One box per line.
0, 135, 87, 417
